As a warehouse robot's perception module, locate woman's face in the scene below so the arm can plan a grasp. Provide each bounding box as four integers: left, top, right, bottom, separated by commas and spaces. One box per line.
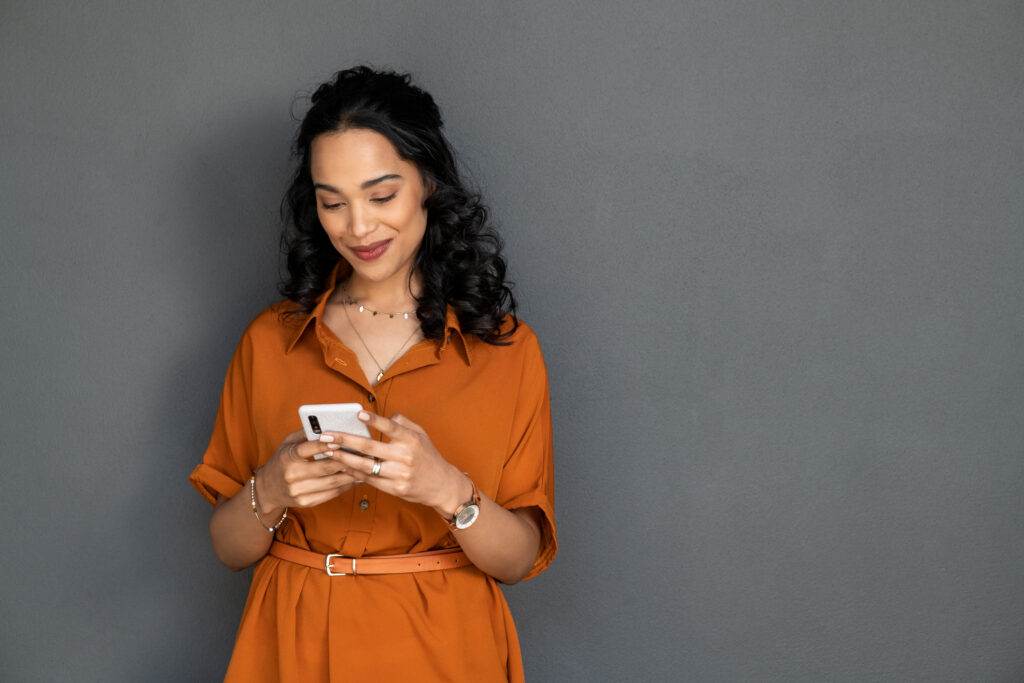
310, 127, 432, 287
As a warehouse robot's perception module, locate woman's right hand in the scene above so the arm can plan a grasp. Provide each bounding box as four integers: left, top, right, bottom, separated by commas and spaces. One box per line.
254, 429, 359, 510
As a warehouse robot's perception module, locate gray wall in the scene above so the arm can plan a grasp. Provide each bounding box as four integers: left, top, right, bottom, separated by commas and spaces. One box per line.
2, 1, 1021, 680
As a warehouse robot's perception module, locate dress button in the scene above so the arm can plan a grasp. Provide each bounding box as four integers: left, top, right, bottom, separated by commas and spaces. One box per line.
359, 497, 369, 511
367, 394, 375, 403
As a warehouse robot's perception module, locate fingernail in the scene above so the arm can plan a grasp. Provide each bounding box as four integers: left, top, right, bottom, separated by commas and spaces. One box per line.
357, 411, 369, 420
319, 434, 334, 442
327, 443, 342, 449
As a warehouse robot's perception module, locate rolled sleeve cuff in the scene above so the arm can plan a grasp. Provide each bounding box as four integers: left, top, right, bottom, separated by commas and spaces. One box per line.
500, 490, 558, 583
188, 462, 245, 507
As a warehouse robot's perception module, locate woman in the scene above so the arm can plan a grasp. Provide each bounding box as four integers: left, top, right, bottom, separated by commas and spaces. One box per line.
188, 64, 558, 682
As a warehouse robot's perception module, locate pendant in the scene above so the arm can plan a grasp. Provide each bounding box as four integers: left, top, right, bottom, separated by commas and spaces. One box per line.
376, 370, 384, 382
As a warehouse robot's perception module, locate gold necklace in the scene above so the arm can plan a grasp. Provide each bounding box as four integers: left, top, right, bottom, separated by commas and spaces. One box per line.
339, 288, 422, 383
338, 290, 416, 319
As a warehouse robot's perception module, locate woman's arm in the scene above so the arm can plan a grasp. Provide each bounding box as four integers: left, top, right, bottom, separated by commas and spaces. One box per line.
328, 411, 547, 585
208, 471, 284, 571
206, 429, 359, 571
432, 473, 543, 585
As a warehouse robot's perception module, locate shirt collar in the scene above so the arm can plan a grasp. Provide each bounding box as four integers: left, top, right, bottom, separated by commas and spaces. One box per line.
284, 259, 472, 366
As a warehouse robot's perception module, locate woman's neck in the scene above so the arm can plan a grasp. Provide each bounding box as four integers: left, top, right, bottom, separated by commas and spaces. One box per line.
339, 269, 423, 311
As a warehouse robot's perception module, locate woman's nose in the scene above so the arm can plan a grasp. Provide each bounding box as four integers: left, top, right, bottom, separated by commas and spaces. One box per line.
348, 202, 374, 236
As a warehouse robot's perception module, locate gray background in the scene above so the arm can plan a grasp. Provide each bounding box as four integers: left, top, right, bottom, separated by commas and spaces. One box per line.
2, 1, 1021, 680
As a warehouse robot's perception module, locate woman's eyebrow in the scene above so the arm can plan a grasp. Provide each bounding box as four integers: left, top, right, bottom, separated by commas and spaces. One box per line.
313, 174, 402, 193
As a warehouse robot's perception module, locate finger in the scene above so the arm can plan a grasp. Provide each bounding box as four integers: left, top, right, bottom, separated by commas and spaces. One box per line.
345, 465, 400, 497
320, 430, 391, 460
284, 459, 349, 490
390, 413, 426, 435
300, 459, 351, 478
296, 470, 358, 496
294, 478, 356, 507
292, 438, 342, 461
333, 450, 390, 479
356, 410, 417, 441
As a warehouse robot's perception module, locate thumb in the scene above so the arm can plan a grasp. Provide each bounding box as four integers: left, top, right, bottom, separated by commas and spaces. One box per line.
284, 428, 307, 443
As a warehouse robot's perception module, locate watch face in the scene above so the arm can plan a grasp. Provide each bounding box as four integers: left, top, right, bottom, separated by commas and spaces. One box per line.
455, 504, 480, 529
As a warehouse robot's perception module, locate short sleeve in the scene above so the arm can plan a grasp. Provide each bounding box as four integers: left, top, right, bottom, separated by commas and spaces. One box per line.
188, 328, 258, 507
493, 330, 558, 583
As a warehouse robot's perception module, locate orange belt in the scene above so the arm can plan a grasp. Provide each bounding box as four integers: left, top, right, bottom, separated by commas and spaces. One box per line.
269, 540, 471, 576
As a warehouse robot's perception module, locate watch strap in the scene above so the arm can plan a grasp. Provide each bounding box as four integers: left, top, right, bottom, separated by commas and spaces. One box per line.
446, 472, 481, 530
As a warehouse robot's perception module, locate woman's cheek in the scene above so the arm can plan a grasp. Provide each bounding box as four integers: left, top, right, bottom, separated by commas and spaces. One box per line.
396, 197, 425, 226
319, 213, 344, 237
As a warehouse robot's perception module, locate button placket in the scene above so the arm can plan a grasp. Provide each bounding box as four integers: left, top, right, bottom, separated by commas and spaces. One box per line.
340, 487, 377, 557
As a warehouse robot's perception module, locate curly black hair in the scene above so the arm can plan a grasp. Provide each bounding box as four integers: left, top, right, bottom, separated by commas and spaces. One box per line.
276, 64, 519, 346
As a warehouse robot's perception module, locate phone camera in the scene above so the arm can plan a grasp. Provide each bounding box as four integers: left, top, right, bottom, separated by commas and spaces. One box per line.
309, 415, 321, 434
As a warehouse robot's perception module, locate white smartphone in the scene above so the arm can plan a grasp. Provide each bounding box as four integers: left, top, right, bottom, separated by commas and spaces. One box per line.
298, 403, 373, 460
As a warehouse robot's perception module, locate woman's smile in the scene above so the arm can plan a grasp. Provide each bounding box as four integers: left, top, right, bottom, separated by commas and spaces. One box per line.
350, 238, 392, 261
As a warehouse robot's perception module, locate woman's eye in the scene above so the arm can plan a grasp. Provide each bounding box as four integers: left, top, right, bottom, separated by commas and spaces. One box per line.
320, 194, 394, 210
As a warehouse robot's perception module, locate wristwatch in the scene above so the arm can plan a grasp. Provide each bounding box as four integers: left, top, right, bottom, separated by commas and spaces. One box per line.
446, 473, 481, 531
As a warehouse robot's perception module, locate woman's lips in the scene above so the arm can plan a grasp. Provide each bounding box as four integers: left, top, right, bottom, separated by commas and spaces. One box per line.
351, 239, 392, 261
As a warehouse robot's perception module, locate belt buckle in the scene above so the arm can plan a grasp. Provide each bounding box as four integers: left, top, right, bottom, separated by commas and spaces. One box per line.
325, 553, 357, 576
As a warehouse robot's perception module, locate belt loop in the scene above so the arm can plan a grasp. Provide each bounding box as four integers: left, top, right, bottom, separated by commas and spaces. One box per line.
339, 529, 371, 558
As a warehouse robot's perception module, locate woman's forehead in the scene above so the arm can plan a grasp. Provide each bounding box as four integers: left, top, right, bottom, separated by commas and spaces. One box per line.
311, 130, 417, 190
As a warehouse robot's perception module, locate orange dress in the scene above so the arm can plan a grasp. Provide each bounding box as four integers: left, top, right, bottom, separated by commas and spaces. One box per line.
188, 259, 558, 682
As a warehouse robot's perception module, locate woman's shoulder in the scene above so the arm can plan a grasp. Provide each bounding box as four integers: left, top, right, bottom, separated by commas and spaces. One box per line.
503, 313, 540, 346
233, 299, 307, 349
468, 311, 546, 366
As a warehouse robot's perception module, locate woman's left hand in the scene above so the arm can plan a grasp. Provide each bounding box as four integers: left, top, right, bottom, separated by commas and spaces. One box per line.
323, 410, 466, 514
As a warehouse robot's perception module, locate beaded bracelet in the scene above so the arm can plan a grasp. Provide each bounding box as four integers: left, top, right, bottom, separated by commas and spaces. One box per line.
249, 474, 289, 532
